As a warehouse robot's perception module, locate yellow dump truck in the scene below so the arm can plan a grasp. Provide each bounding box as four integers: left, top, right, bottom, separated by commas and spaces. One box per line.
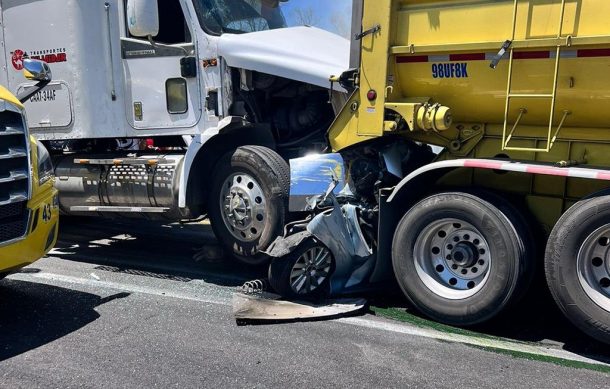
0, 59, 58, 280
267, 0, 610, 344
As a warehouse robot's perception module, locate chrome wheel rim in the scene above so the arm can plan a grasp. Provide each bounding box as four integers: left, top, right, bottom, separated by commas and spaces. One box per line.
220, 173, 266, 242
289, 246, 332, 295
576, 225, 610, 312
413, 218, 491, 299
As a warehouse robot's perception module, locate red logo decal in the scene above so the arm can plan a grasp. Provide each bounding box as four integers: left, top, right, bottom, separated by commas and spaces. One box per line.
11, 49, 24, 70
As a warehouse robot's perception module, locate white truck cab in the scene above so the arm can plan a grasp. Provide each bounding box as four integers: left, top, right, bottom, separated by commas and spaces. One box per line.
0, 0, 350, 264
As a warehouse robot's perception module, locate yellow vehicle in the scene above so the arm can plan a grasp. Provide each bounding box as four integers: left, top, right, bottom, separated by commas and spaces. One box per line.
0, 59, 58, 280
268, 0, 610, 344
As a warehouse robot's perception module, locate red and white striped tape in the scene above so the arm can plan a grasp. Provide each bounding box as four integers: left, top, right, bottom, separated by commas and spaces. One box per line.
388, 158, 610, 201
396, 48, 610, 63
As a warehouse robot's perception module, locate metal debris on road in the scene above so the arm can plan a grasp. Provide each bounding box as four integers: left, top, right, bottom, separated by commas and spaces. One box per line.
233, 291, 367, 322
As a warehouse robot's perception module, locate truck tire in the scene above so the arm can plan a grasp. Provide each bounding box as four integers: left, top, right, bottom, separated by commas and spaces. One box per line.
392, 192, 532, 325
208, 146, 289, 266
545, 196, 610, 345
268, 238, 333, 300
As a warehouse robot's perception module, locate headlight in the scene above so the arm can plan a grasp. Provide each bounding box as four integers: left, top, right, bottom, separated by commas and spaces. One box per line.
37, 140, 54, 185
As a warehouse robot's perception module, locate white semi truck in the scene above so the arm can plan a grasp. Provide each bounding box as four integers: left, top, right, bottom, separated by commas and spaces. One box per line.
0, 0, 349, 264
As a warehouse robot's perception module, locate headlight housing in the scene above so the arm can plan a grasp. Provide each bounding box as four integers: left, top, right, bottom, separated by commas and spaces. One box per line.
37, 140, 54, 186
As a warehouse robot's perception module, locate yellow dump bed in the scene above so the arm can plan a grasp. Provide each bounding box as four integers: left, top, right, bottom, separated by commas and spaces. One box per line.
392, 0, 610, 127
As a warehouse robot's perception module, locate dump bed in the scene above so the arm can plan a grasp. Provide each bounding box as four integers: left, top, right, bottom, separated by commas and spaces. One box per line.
390, 0, 610, 128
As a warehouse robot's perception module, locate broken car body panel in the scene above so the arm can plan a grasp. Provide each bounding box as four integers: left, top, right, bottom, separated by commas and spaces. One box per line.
288, 153, 346, 212
233, 292, 366, 321
268, 153, 384, 296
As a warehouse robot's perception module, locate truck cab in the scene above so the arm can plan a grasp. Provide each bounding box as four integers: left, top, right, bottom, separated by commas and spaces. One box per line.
0, 0, 350, 264
0, 59, 59, 280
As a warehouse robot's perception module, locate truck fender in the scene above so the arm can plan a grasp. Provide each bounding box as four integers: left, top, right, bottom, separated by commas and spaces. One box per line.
178, 116, 275, 209
375, 158, 610, 281
386, 158, 610, 203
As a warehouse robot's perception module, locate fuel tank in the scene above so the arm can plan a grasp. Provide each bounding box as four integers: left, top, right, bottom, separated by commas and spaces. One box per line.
54, 154, 188, 220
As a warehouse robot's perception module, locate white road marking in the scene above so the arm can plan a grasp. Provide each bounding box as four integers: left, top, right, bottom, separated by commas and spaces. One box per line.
9, 270, 610, 368
8, 271, 230, 306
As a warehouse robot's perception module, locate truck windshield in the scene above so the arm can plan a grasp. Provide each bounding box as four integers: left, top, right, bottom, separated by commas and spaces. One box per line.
192, 0, 352, 37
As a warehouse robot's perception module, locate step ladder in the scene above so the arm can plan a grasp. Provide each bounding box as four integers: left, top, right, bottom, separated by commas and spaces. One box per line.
502, 0, 571, 153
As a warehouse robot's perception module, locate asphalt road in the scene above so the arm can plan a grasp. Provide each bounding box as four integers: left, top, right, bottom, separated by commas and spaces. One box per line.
0, 217, 609, 388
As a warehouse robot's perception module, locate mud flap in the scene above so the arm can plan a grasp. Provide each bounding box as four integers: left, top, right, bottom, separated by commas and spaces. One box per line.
233, 292, 367, 322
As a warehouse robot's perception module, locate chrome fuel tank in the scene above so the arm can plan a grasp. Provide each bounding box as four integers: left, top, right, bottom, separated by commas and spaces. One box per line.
54, 154, 189, 220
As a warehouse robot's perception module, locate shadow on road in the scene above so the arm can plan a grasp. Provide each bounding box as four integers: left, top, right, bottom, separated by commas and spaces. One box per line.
52, 216, 265, 288
0, 279, 128, 361
52, 217, 610, 365
368, 284, 610, 365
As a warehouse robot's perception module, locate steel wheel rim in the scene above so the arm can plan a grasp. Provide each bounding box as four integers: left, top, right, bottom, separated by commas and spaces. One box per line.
220, 173, 267, 242
576, 225, 610, 312
289, 246, 332, 295
413, 218, 492, 300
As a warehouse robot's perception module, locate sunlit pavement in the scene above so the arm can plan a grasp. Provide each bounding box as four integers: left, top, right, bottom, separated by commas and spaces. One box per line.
0, 217, 608, 388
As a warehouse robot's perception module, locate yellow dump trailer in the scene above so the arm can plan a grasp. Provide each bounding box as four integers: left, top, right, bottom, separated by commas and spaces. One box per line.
0, 60, 58, 280
268, 0, 610, 345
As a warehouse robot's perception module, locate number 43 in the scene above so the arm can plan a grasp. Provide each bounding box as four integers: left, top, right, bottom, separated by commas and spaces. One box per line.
42, 203, 52, 222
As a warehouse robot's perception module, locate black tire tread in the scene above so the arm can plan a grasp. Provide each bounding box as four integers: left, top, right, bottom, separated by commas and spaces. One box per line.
545, 196, 610, 345
391, 191, 529, 325
208, 146, 289, 265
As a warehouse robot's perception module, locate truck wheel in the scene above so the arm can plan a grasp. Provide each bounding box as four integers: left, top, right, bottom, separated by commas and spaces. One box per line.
268, 238, 333, 300
545, 196, 610, 345
392, 192, 532, 325
209, 146, 289, 266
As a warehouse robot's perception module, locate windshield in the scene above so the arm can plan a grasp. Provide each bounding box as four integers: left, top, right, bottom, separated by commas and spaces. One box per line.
192, 0, 352, 37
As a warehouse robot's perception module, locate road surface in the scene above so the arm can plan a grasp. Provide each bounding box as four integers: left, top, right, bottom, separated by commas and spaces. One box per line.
0, 218, 608, 388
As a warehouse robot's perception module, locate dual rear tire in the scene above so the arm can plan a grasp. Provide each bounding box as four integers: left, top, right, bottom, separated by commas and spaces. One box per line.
392, 191, 610, 344
392, 192, 534, 326
545, 195, 610, 344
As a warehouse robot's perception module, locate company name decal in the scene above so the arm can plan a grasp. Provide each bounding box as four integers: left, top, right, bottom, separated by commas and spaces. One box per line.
11, 47, 67, 70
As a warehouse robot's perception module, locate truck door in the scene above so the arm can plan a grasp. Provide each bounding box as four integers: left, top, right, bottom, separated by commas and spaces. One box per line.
121, 1, 202, 130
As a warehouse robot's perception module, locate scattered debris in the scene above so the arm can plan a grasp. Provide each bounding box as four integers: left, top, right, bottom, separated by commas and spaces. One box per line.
240, 279, 269, 295
233, 290, 366, 322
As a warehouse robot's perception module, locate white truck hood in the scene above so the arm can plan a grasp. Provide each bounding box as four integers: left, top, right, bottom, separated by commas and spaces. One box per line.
218, 26, 350, 89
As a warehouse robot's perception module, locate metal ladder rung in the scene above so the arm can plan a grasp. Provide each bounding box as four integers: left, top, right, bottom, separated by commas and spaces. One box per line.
508, 94, 553, 99
502, 0, 568, 153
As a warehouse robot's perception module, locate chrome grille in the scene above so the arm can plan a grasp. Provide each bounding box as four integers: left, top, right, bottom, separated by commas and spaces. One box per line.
0, 104, 30, 245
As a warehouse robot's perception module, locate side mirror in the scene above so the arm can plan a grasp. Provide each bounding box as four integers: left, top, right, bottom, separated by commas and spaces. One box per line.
23, 59, 52, 82
126, 0, 159, 37
17, 59, 52, 103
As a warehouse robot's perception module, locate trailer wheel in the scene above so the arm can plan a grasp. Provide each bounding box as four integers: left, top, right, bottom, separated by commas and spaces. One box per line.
392, 192, 532, 325
268, 238, 333, 300
209, 146, 289, 266
545, 196, 610, 345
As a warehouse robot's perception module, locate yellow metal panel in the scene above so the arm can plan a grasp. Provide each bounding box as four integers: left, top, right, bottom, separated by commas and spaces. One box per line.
395, 0, 610, 47
356, 0, 393, 137
0, 85, 23, 108
526, 195, 564, 234
395, 57, 610, 129
0, 103, 58, 273
0, 184, 58, 272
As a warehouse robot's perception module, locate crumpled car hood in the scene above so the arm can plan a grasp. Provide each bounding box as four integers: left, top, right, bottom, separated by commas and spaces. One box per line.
218, 26, 350, 89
